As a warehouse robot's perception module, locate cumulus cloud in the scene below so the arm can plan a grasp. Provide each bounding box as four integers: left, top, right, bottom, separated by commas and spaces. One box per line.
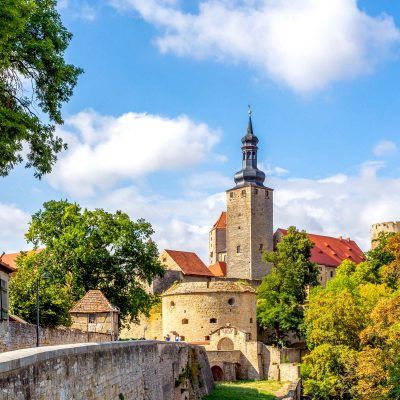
111, 0, 400, 92
272, 161, 400, 250
48, 110, 221, 196
81, 159, 400, 263
373, 139, 398, 157
0, 203, 30, 253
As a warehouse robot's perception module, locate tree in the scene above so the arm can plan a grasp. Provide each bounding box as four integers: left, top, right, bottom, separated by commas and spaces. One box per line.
0, 0, 82, 177
302, 233, 400, 400
257, 226, 319, 341
10, 200, 164, 327
9, 251, 73, 327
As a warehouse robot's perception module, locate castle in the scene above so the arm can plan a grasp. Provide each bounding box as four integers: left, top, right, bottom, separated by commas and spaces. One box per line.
121, 111, 367, 381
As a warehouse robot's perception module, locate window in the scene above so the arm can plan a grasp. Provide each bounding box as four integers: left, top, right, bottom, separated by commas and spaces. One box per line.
210, 251, 213, 258
230, 192, 234, 198
250, 318, 253, 323
170, 301, 175, 307
210, 318, 217, 323
182, 318, 189, 325
180, 336, 185, 341
238, 226, 241, 230
254, 188, 258, 194
88, 314, 96, 324
330, 271, 334, 278
242, 152, 245, 160
265, 191, 269, 199
0, 279, 8, 321
162, 256, 167, 262
236, 245, 241, 253
252, 151, 256, 159
205, 336, 210, 341
241, 190, 246, 197
228, 298, 235, 306
259, 243, 263, 251
247, 151, 251, 159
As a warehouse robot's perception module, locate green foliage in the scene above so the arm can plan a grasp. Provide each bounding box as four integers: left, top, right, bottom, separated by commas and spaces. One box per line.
302, 344, 358, 400
302, 233, 400, 400
0, 0, 82, 177
10, 200, 164, 327
257, 226, 319, 341
9, 252, 73, 327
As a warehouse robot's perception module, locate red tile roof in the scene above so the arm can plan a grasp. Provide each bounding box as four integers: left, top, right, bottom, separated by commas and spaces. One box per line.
212, 212, 226, 229
0, 259, 14, 274
1, 249, 42, 271
276, 229, 365, 267
165, 249, 214, 277
69, 290, 119, 313
208, 261, 227, 277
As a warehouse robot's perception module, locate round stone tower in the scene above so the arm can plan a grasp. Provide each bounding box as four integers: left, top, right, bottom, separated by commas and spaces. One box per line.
162, 280, 257, 343
371, 221, 400, 249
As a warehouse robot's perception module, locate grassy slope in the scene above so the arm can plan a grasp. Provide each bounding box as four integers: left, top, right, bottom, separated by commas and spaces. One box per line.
202, 380, 286, 400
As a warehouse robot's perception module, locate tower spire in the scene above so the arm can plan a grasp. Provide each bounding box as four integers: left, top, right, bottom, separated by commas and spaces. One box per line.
233, 107, 266, 188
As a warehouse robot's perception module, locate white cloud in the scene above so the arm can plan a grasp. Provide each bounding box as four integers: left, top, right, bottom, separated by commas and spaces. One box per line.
272, 162, 400, 250
48, 110, 221, 196
373, 139, 398, 157
0, 203, 30, 253
112, 0, 400, 92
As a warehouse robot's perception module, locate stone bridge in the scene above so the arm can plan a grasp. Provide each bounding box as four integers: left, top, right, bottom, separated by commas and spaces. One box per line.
0, 341, 214, 400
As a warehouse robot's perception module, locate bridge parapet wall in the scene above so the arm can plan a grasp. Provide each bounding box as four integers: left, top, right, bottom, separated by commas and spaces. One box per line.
0, 341, 213, 400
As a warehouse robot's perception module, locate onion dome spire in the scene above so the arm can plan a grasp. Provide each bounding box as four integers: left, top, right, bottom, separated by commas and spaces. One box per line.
233, 106, 266, 188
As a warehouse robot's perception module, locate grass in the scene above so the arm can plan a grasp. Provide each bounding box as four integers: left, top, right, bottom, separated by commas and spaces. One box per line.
202, 380, 286, 400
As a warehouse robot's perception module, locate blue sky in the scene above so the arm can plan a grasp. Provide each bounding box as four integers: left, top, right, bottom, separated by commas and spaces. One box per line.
2, 0, 400, 260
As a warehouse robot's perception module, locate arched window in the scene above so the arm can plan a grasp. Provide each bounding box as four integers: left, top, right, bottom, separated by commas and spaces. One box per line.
252, 151, 256, 159
170, 301, 175, 307
228, 298, 235, 306
247, 151, 251, 159
182, 318, 188, 325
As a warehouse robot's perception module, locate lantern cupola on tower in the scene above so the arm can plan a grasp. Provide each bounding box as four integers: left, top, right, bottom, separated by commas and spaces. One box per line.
233, 107, 266, 188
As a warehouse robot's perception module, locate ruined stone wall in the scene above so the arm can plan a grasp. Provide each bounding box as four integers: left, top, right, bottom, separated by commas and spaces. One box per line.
209, 227, 227, 265
226, 185, 273, 280
0, 320, 111, 352
371, 221, 400, 249
0, 341, 213, 400
162, 291, 257, 342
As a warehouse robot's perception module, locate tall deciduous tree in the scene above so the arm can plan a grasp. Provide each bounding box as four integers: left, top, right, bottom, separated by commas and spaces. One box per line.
10, 200, 164, 327
0, 0, 82, 177
257, 226, 319, 341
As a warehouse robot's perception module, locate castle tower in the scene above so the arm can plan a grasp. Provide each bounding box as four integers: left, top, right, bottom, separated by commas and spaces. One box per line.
371, 221, 400, 249
226, 109, 273, 280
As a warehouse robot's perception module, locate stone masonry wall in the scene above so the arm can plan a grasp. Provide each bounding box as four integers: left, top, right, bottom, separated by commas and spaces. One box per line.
226, 185, 273, 280
0, 320, 111, 352
162, 291, 257, 342
0, 341, 214, 400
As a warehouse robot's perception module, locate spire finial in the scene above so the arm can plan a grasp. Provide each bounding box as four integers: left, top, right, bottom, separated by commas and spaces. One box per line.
248, 104, 252, 118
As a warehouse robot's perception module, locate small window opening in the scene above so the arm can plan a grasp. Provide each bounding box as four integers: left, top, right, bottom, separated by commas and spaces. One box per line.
250, 318, 253, 323
252, 151, 256, 159
88, 314, 96, 324
241, 190, 246, 197
210, 318, 217, 324
247, 151, 251, 159
228, 298, 235, 306
205, 336, 210, 341
254, 188, 258, 194
230, 192, 234, 198
170, 301, 175, 307
259, 243, 263, 251
242, 152, 245, 160
182, 318, 188, 325
266, 191, 269, 199
236, 245, 241, 253
330, 271, 334, 278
